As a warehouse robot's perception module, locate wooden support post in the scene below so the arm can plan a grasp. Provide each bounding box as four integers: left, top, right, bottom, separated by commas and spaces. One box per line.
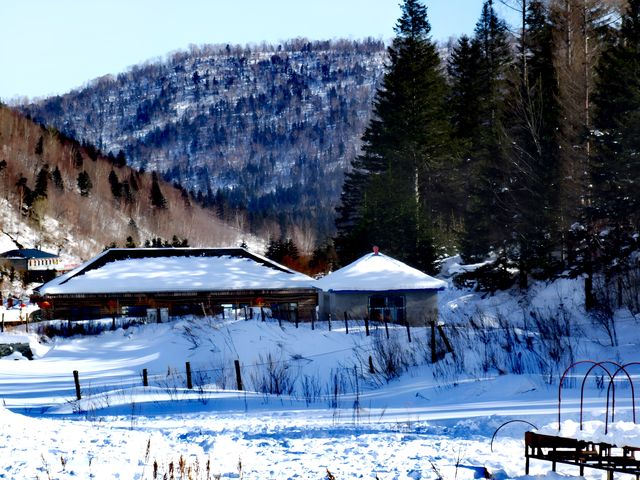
111, 315, 116, 330
244, 306, 248, 321
437, 324, 454, 356
311, 309, 315, 330
294, 309, 299, 328
157, 308, 161, 323
73, 370, 81, 400
344, 312, 349, 334
384, 318, 389, 339
364, 316, 370, 337
328, 313, 332, 331
261, 307, 265, 322
430, 320, 436, 363
142, 368, 149, 387
368, 355, 375, 374
405, 320, 411, 343
234, 359, 243, 391
185, 362, 193, 389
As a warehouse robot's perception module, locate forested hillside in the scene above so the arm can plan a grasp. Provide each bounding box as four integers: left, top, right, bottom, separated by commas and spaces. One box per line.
337, 0, 638, 316
21, 39, 386, 249
0, 105, 243, 264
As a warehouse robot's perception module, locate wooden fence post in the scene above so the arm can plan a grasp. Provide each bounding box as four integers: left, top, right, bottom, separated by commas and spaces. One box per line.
384, 317, 389, 339
142, 368, 149, 387
405, 321, 412, 343
437, 324, 455, 357
234, 359, 243, 391
430, 320, 437, 363
364, 316, 370, 337
344, 312, 349, 334
368, 355, 375, 374
328, 313, 332, 331
311, 309, 315, 330
73, 370, 81, 400
261, 307, 265, 322
186, 362, 193, 389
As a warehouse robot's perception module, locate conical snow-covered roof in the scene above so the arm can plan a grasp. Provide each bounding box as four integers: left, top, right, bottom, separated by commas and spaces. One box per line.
315, 250, 446, 292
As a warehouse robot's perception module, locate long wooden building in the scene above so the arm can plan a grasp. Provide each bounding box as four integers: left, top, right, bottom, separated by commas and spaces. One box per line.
33, 248, 318, 321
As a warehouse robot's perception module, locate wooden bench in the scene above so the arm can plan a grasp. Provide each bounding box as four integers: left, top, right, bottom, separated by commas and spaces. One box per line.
525, 432, 640, 480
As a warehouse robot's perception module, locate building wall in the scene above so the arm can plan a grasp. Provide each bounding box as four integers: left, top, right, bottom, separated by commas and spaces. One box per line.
41, 289, 319, 322
319, 290, 439, 326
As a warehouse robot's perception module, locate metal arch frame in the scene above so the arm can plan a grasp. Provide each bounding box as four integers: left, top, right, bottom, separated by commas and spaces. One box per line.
490, 419, 538, 452
579, 361, 619, 433
558, 360, 638, 435
559, 360, 608, 430
609, 362, 640, 423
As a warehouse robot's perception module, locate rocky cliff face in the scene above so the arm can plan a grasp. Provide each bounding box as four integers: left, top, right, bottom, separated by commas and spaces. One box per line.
22, 39, 386, 244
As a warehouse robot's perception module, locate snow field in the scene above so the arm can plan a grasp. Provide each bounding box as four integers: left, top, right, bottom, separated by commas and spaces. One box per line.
0, 274, 639, 479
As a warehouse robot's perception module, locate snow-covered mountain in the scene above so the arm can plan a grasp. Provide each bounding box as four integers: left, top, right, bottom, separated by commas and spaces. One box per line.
21, 39, 387, 243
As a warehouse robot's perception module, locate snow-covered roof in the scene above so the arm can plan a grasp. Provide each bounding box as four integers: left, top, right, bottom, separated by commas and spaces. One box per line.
1, 248, 58, 259
38, 248, 316, 295
315, 251, 447, 292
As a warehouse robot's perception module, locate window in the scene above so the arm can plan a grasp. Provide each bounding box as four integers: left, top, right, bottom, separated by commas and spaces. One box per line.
368, 295, 405, 323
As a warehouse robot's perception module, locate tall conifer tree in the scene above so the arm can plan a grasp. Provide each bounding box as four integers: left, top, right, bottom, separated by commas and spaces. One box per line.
335, 0, 452, 272
457, 0, 513, 262
504, 0, 561, 284
591, 0, 640, 257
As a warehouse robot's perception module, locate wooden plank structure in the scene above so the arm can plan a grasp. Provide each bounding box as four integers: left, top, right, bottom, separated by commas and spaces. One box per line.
525, 431, 640, 480
524, 360, 640, 479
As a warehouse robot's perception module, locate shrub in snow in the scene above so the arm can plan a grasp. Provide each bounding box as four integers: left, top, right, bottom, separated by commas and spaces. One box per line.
452, 258, 516, 292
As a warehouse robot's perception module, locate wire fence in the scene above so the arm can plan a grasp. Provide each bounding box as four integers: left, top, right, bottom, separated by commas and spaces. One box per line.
7, 306, 639, 412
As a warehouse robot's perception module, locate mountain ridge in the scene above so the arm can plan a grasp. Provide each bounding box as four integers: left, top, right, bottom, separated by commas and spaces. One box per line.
20, 39, 387, 247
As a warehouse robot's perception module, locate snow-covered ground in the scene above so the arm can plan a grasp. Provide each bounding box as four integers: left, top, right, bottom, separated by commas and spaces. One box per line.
0, 274, 638, 479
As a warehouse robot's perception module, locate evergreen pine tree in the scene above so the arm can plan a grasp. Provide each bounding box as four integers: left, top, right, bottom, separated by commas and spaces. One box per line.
448, 35, 483, 144
504, 0, 561, 284
592, 0, 640, 229
34, 164, 50, 199
52, 166, 64, 191
109, 170, 122, 198
77, 171, 92, 197
115, 150, 127, 168
590, 0, 640, 285
457, 0, 513, 262
150, 171, 168, 208
35, 136, 44, 156
335, 0, 452, 272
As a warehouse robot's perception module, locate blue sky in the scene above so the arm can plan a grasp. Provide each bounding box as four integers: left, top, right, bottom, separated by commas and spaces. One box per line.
0, 0, 516, 101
